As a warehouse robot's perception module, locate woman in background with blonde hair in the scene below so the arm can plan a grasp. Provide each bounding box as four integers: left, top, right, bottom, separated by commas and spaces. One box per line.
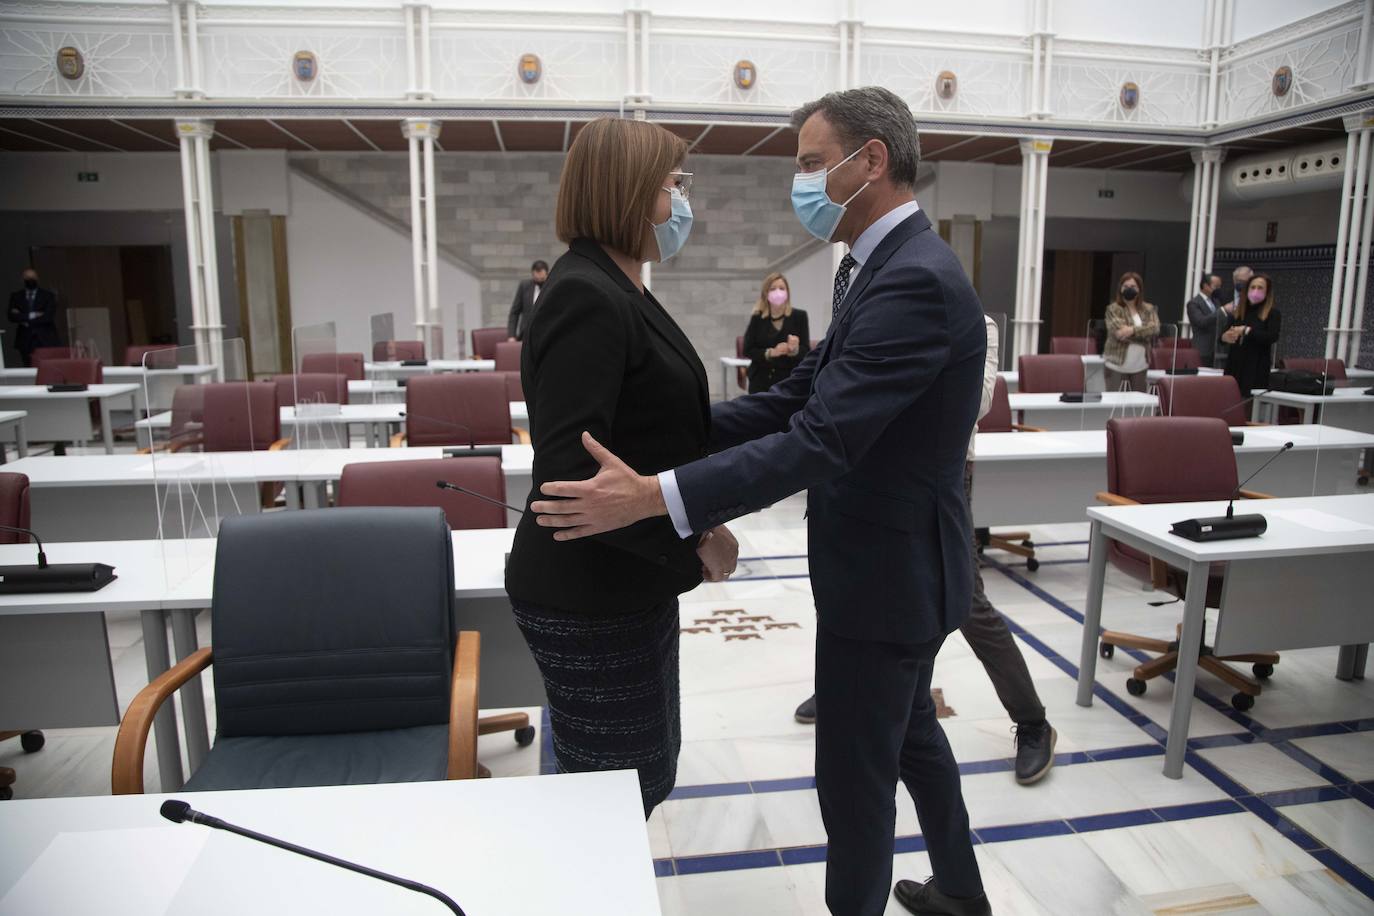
742, 272, 810, 393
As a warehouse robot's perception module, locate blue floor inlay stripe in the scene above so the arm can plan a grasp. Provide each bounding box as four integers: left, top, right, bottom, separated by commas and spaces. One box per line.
673, 850, 782, 876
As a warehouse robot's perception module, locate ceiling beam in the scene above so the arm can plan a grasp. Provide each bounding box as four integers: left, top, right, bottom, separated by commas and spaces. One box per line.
686, 124, 713, 153
967, 140, 1021, 163
32, 119, 123, 151
1070, 144, 1162, 169
562, 120, 571, 152
110, 118, 179, 150
741, 125, 785, 156
342, 118, 381, 151
492, 120, 506, 153
0, 124, 73, 151
1108, 146, 1196, 170
265, 119, 316, 151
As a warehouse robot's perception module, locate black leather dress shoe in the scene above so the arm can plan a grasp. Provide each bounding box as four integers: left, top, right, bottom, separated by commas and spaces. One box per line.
1013, 720, 1057, 785
794, 694, 817, 724
893, 877, 991, 915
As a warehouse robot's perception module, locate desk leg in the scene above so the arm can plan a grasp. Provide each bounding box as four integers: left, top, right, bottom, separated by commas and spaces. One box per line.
100, 399, 115, 454
302, 481, 325, 509
170, 608, 210, 773
1077, 520, 1108, 708
140, 609, 184, 791
15, 418, 25, 458
720, 363, 731, 402
284, 483, 302, 510
1303, 403, 1315, 425
1164, 561, 1210, 779
1336, 644, 1369, 681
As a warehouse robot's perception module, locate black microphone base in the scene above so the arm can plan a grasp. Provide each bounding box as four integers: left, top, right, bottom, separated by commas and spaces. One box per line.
441, 445, 505, 459
0, 563, 116, 593
1170, 514, 1267, 542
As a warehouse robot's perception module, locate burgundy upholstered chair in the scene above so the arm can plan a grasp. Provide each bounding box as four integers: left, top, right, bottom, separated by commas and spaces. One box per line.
273, 373, 349, 407
34, 358, 102, 386
1280, 357, 1346, 381
339, 457, 507, 530
0, 471, 43, 799
1097, 416, 1278, 710
394, 373, 527, 447
1155, 337, 1194, 350
372, 340, 424, 362
140, 384, 205, 453
1050, 337, 1098, 356
1017, 354, 1085, 393
169, 382, 287, 453
301, 352, 365, 381
499, 370, 524, 402
29, 347, 72, 363
974, 375, 1046, 570
125, 344, 178, 368
1149, 347, 1201, 371
494, 340, 522, 373
735, 335, 748, 391
1155, 375, 1259, 427
471, 327, 507, 360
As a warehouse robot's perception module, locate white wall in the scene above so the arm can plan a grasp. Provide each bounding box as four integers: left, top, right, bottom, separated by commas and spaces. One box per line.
921, 160, 1191, 224
284, 170, 481, 359
220, 150, 290, 216
0, 152, 186, 211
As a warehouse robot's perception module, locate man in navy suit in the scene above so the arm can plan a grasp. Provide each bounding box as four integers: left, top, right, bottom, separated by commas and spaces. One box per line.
532, 87, 990, 916
7, 268, 62, 367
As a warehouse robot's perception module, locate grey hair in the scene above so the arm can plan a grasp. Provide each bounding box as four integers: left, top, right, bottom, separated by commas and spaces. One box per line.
790, 86, 921, 189
1232, 265, 1253, 279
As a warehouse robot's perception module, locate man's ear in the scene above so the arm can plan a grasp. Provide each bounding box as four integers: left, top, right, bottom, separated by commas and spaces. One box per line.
862, 139, 889, 182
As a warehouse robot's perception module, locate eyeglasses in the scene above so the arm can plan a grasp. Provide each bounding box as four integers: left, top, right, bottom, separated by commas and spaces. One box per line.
667, 170, 694, 201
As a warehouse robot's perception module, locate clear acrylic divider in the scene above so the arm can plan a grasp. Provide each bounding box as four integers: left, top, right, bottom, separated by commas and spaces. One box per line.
985, 311, 1011, 374
290, 322, 346, 450
427, 306, 445, 360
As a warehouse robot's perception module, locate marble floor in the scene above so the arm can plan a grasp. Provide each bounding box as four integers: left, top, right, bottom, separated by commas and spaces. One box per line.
3, 473, 1373, 914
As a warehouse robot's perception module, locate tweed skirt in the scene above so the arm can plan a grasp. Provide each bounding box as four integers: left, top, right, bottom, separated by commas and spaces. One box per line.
511, 597, 682, 817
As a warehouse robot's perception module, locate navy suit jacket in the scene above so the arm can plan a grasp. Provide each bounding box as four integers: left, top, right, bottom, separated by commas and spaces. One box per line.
674, 210, 986, 645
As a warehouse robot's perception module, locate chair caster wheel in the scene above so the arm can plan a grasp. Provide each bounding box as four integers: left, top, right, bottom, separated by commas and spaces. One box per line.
1126, 678, 1146, 696
1252, 663, 1274, 680
1231, 693, 1255, 712
514, 726, 536, 747
20, 731, 43, 753
1100, 642, 1115, 659
1026, 558, 1040, 572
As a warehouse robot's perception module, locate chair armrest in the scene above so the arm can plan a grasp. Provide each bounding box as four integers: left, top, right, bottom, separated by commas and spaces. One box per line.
268, 438, 291, 451
390, 431, 406, 448
111, 647, 213, 795
166, 435, 204, 453
1095, 491, 1141, 507
1239, 489, 1275, 500
512, 426, 531, 445
1012, 424, 1048, 433
447, 631, 481, 780
1148, 557, 1170, 590
1244, 421, 1270, 427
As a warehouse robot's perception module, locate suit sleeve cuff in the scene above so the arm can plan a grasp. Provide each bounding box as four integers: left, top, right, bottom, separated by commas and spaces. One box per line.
657, 469, 694, 540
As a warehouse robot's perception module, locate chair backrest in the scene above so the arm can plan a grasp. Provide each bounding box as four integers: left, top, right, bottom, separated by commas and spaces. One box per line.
300, 352, 365, 381
1155, 374, 1248, 426
339, 457, 507, 530
30, 347, 73, 362
734, 336, 747, 390
471, 327, 506, 360
493, 340, 522, 373
499, 370, 525, 402
35, 358, 103, 385
1050, 336, 1097, 355
126, 344, 178, 368
1280, 357, 1347, 380
405, 373, 511, 446
372, 340, 424, 362
201, 382, 280, 452
0, 472, 31, 544
1150, 347, 1201, 371
1156, 337, 1194, 350
274, 373, 348, 406
168, 384, 205, 448
1017, 354, 1084, 393
1105, 416, 1238, 581
210, 507, 454, 737
977, 376, 1014, 433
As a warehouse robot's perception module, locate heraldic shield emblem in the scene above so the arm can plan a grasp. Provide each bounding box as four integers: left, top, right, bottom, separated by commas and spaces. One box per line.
293, 50, 318, 82
936, 70, 957, 101
1119, 81, 1140, 110
734, 60, 756, 90
56, 46, 84, 81
1272, 65, 1293, 98
519, 54, 542, 85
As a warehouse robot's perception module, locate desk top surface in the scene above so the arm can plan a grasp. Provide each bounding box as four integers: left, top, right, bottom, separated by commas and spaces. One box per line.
1253, 387, 1374, 405
0, 771, 659, 916
1087, 493, 1374, 563
0, 366, 214, 380
0, 410, 25, 424
0, 383, 140, 400
1008, 391, 1159, 409
973, 424, 1374, 460
365, 359, 495, 372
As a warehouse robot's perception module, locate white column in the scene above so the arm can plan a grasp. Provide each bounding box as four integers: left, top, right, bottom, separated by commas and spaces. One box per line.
1012, 138, 1052, 360
402, 119, 442, 345
1327, 127, 1359, 358
175, 120, 219, 366
193, 127, 222, 359
1331, 115, 1374, 363
1183, 156, 1204, 309
1183, 148, 1224, 337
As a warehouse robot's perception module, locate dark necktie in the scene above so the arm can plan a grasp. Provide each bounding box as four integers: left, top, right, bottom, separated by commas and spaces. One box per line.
832, 254, 858, 319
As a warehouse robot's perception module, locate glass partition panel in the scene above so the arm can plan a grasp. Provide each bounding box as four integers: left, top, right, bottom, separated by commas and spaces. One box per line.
290, 322, 346, 450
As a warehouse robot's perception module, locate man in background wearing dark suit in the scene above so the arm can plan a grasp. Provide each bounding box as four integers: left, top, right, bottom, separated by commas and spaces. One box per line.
506, 259, 549, 341
1186, 273, 1232, 367
7, 268, 62, 366
530, 87, 991, 916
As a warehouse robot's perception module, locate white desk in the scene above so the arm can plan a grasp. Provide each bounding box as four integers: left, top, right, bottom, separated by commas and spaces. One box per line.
972, 424, 1373, 527
1009, 391, 1158, 430
1076, 494, 1374, 779
0, 771, 660, 916
0, 384, 139, 454
135, 404, 406, 450
1252, 387, 1374, 432
719, 355, 750, 400
347, 379, 405, 403
0, 410, 26, 460
0, 365, 216, 416
1000, 362, 1221, 395
364, 359, 494, 380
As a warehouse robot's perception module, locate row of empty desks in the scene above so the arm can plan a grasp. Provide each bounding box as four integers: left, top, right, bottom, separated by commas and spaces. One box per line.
0, 527, 531, 793
0, 411, 26, 460
0, 384, 139, 454
364, 359, 494, 380
1252, 387, 1374, 432
0, 365, 216, 415
136, 404, 409, 450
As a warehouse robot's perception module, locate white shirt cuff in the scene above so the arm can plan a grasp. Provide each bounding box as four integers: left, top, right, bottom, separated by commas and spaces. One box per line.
657, 469, 694, 540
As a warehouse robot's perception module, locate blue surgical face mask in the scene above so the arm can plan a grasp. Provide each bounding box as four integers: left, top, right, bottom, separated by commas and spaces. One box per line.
648, 186, 693, 262
791, 146, 870, 242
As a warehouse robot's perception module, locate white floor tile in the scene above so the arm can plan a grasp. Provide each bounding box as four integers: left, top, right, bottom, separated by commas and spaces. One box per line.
1279, 799, 1374, 869
1196, 743, 1329, 794
1290, 731, 1374, 783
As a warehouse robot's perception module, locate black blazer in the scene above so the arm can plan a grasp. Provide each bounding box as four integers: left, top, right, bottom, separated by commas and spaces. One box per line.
7, 287, 61, 354
506, 279, 542, 340
675, 211, 985, 645
743, 309, 811, 393
1225, 307, 1281, 397
505, 238, 710, 615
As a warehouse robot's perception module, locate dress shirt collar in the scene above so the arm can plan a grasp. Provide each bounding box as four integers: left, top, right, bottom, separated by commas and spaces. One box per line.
849, 199, 922, 266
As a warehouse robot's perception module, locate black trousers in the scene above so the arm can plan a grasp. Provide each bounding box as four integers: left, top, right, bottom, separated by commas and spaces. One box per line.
816, 623, 982, 915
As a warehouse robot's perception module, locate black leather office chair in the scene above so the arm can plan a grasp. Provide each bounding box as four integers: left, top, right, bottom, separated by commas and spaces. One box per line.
112, 507, 529, 793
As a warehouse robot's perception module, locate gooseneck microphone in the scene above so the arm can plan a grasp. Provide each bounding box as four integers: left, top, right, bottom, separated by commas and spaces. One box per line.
0, 524, 116, 594
0, 524, 47, 568
1169, 440, 1293, 542
1215, 388, 1271, 445
398, 411, 507, 459
436, 479, 525, 515
159, 800, 466, 915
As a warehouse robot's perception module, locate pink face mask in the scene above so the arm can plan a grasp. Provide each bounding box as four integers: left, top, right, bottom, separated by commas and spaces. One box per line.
1247, 288, 1266, 304
767, 288, 788, 307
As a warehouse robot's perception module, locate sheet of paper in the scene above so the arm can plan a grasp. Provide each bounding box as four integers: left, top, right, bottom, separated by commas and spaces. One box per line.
0, 828, 207, 916
1268, 509, 1373, 533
